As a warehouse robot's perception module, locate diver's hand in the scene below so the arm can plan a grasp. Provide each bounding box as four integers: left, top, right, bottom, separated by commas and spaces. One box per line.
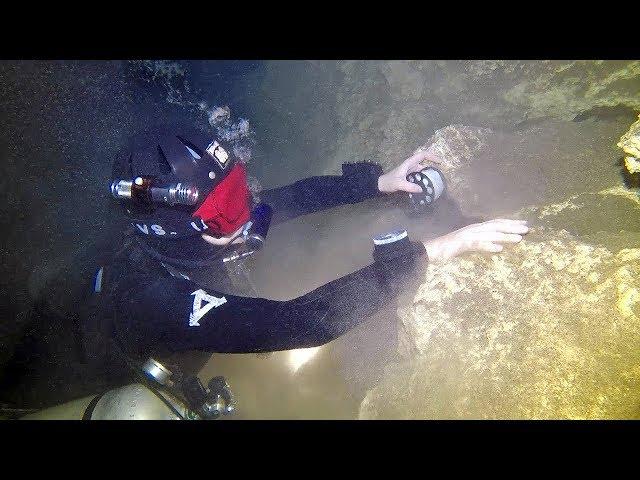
422, 219, 529, 263
378, 150, 444, 194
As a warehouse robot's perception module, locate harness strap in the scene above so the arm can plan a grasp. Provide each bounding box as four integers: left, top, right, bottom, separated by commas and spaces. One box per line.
82, 391, 108, 420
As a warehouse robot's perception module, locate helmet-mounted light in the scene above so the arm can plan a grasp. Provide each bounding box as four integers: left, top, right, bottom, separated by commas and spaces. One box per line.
111, 176, 200, 207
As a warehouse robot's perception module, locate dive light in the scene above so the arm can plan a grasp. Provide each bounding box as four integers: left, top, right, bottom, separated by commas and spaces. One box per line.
406, 167, 446, 212
111, 177, 199, 207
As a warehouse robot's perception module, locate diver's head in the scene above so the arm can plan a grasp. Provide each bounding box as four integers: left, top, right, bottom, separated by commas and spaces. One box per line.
111, 124, 255, 267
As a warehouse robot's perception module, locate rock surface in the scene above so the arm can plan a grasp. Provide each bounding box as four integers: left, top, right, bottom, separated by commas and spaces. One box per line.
322, 60, 640, 177
618, 114, 640, 174
403, 121, 631, 220
361, 223, 640, 418
416, 125, 492, 168
359, 125, 640, 418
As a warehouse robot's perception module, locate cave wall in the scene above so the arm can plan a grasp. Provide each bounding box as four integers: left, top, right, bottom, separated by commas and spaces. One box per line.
311, 60, 640, 174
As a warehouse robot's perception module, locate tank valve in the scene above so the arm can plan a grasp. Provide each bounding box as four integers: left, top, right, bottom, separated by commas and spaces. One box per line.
181, 375, 236, 420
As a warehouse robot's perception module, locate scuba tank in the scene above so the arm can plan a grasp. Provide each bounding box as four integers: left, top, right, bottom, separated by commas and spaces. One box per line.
13, 236, 238, 421
21, 357, 236, 420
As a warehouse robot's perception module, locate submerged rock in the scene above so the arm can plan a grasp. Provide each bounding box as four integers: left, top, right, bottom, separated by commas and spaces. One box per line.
415, 125, 492, 175
407, 120, 629, 219
413, 124, 492, 209
364, 60, 640, 124
360, 190, 640, 419
358, 115, 640, 419
497, 60, 640, 122
618, 114, 640, 174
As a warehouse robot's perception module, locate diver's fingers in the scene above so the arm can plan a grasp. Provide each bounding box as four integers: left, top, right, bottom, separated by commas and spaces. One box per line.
473, 220, 529, 234
406, 150, 429, 166
409, 163, 425, 173
492, 218, 529, 225
496, 223, 529, 235
402, 180, 425, 193
475, 241, 504, 253
407, 149, 443, 168
481, 232, 523, 244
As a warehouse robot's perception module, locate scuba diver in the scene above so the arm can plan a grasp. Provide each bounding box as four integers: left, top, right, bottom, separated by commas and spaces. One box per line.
102, 124, 528, 356
1, 123, 529, 418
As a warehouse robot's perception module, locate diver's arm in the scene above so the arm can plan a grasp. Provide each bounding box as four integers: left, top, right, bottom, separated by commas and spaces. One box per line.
119, 220, 529, 355
260, 162, 385, 225
260, 149, 447, 225
119, 238, 427, 354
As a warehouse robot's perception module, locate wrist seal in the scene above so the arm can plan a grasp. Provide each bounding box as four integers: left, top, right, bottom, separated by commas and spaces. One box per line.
371, 229, 424, 295
372, 229, 424, 263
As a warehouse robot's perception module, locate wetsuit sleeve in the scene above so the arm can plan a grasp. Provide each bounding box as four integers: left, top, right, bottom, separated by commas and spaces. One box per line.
260, 162, 385, 225
118, 240, 427, 354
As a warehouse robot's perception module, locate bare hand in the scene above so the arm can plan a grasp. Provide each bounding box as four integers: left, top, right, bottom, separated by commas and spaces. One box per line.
423, 219, 529, 263
378, 150, 444, 194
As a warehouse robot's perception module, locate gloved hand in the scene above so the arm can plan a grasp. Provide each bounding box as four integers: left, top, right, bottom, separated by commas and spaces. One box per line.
377, 150, 444, 194
422, 219, 529, 263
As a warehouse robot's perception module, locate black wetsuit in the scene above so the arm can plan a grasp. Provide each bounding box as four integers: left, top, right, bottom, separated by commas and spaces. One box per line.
1, 162, 428, 408
107, 162, 428, 356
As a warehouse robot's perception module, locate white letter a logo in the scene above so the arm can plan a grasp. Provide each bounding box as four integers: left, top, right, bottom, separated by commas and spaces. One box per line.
189, 289, 227, 327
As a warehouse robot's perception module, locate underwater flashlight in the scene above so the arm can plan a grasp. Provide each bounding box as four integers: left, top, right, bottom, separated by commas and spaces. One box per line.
111, 177, 199, 206
406, 167, 446, 212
